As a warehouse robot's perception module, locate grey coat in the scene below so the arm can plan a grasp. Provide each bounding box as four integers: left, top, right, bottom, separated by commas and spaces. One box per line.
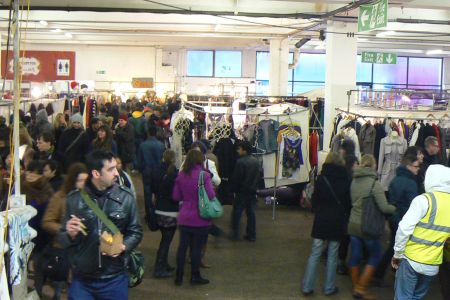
358, 123, 376, 155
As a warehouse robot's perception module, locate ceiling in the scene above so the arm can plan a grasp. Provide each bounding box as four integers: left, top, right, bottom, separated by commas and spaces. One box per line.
0, 0, 448, 56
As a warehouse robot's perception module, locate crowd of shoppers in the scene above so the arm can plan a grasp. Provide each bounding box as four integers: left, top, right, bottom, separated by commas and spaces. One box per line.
302, 136, 450, 300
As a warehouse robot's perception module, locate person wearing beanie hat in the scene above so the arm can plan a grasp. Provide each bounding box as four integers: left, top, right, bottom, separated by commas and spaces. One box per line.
56, 113, 89, 172
119, 113, 128, 122
115, 112, 135, 170
71, 113, 83, 126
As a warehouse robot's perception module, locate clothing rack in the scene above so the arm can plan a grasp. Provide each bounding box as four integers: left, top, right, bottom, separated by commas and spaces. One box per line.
335, 108, 449, 122
179, 101, 310, 220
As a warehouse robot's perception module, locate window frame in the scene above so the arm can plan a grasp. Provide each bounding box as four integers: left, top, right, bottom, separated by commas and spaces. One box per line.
187, 50, 243, 78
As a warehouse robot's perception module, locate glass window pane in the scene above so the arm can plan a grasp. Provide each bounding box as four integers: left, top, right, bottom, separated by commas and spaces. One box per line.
373, 57, 407, 84
256, 51, 270, 80
293, 53, 326, 82
357, 55, 372, 83
256, 80, 269, 95
288, 82, 293, 96
293, 82, 324, 95
373, 84, 407, 90
187, 50, 213, 77
408, 57, 442, 86
215, 51, 242, 77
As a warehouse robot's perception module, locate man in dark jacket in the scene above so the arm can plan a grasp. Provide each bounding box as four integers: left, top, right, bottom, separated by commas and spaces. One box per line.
56, 113, 89, 172
60, 150, 143, 300
231, 141, 260, 241
30, 109, 53, 141
115, 113, 135, 170
374, 153, 420, 285
419, 136, 443, 193
137, 125, 165, 228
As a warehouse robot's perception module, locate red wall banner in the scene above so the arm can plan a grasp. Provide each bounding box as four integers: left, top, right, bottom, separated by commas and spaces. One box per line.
1, 50, 75, 81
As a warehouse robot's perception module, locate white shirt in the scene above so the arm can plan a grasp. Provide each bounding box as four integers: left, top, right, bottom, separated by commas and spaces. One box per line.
393, 194, 439, 276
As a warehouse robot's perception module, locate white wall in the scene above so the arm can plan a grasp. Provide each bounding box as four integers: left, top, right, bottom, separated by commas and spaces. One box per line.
15, 44, 157, 90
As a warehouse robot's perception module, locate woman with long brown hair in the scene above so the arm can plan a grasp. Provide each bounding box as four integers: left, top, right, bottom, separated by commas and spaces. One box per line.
91, 124, 117, 155
172, 149, 216, 286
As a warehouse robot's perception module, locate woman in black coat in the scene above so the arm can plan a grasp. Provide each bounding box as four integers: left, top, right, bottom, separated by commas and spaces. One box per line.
301, 152, 352, 297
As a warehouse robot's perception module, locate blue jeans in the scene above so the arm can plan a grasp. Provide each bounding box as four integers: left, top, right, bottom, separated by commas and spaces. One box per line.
394, 260, 435, 300
350, 236, 382, 267
232, 193, 256, 239
302, 239, 339, 295
69, 273, 128, 300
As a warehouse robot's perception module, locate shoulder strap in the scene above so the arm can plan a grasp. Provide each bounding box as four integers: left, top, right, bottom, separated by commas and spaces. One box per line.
323, 176, 342, 206
198, 171, 205, 187
80, 190, 119, 234
65, 131, 84, 154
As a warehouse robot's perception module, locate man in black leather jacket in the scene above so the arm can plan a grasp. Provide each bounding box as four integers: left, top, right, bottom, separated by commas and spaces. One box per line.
59, 150, 143, 299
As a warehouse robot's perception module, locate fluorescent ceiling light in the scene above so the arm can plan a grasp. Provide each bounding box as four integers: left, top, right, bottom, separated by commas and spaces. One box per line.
357, 38, 368, 42
314, 44, 325, 50
376, 31, 396, 37
39, 20, 48, 26
52, 28, 62, 33
65, 32, 73, 38
426, 49, 443, 55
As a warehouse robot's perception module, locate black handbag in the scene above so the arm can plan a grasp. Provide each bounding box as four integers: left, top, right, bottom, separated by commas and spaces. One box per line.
361, 179, 385, 238
38, 245, 70, 282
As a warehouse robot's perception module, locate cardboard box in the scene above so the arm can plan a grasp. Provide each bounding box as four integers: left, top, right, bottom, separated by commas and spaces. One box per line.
100, 231, 123, 256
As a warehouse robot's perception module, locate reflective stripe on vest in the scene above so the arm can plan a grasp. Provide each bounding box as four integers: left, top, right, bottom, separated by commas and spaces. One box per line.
405, 192, 450, 265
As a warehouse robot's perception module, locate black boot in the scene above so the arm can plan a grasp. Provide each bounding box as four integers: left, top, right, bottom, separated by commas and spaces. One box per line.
190, 272, 210, 285
175, 270, 183, 286
154, 259, 173, 279
165, 262, 175, 273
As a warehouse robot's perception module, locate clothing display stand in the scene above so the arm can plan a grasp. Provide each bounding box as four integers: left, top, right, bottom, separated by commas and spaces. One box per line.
183, 101, 311, 220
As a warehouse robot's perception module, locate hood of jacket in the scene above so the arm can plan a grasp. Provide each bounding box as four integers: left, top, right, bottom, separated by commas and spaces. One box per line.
36, 109, 49, 123
396, 165, 415, 179
352, 166, 377, 179
132, 111, 143, 118
22, 173, 53, 205
425, 165, 450, 193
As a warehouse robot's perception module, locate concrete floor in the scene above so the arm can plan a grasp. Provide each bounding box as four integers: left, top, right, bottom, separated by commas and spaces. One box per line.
42, 175, 443, 299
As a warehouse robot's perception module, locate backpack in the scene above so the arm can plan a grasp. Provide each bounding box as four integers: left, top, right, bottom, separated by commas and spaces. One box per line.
127, 250, 145, 288
361, 180, 385, 238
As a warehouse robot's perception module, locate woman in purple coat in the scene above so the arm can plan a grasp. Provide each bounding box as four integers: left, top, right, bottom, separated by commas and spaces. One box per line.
172, 149, 215, 286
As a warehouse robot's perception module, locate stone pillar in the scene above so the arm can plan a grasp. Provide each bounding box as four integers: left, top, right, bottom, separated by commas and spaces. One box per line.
323, 21, 358, 149
269, 38, 289, 96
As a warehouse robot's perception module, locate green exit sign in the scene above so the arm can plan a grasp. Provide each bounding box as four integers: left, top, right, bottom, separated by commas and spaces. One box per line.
361, 51, 397, 64
96, 70, 106, 75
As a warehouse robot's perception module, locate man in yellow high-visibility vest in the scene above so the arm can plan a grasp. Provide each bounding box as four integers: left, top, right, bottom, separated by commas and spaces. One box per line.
392, 165, 450, 299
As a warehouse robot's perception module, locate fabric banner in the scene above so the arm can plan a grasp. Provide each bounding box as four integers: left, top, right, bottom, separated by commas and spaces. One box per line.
1, 51, 75, 81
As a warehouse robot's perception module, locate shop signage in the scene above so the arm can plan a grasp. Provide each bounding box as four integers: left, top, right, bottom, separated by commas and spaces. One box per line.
361, 51, 397, 64
132, 77, 154, 88
1, 50, 75, 81
8, 57, 40, 75
358, 0, 388, 32
57, 59, 70, 76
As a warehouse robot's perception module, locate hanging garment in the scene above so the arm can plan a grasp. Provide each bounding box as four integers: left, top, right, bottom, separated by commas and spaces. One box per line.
278, 135, 303, 179
374, 123, 386, 163
343, 127, 361, 160
377, 136, 408, 191
309, 131, 319, 168
432, 124, 442, 155
257, 119, 279, 153
410, 123, 420, 146
358, 123, 376, 156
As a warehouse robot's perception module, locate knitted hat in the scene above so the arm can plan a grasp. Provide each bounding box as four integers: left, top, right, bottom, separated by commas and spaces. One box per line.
119, 113, 128, 122
71, 113, 83, 124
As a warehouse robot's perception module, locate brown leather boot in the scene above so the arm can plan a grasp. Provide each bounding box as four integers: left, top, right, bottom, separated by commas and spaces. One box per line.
353, 265, 377, 300
351, 267, 360, 289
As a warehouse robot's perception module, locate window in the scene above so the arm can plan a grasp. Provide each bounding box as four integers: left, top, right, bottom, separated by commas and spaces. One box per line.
187, 50, 213, 77
256, 52, 270, 81
293, 53, 326, 82
373, 56, 408, 85
408, 57, 442, 86
356, 55, 373, 83
215, 51, 242, 77
187, 50, 242, 77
